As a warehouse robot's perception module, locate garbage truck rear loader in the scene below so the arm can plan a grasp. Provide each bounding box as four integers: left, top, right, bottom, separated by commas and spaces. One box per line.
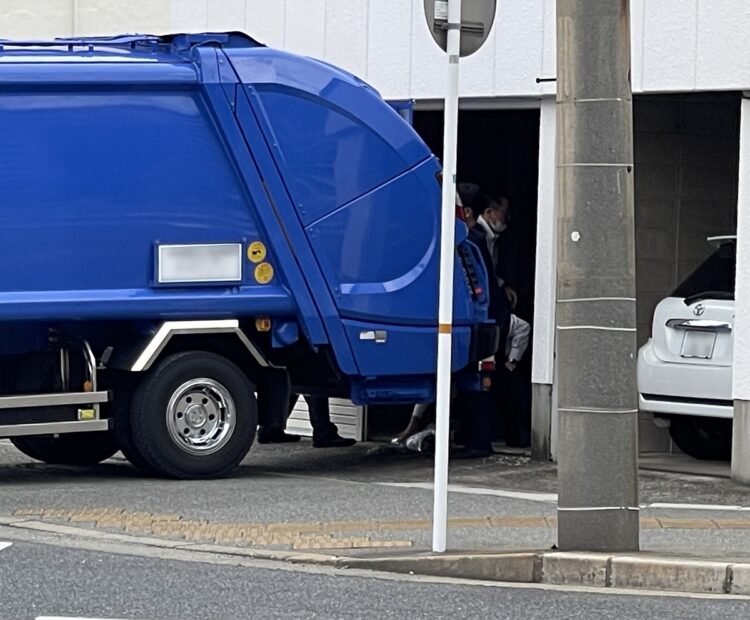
0, 33, 498, 478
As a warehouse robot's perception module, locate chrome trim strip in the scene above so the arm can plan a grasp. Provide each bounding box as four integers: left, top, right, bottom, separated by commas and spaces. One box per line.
82, 339, 98, 391
0, 419, 110, 438
666, 319, 733, 332
131, 319, 268, 372
0, 391, 109, 410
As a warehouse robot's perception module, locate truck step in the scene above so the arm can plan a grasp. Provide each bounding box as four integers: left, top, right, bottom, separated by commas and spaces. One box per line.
0, 391, 109, 410
0, 419, 110, 438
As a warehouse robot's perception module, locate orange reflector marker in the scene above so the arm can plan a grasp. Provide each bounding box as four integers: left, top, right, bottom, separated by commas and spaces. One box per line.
255, 317, 272, 332
438, 324, 452, 334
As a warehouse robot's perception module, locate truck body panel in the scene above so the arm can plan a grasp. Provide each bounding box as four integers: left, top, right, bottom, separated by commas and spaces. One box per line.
0, 33, 494, 408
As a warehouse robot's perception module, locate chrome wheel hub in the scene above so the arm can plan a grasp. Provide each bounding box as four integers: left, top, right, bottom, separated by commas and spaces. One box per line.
166, 378, 236, 456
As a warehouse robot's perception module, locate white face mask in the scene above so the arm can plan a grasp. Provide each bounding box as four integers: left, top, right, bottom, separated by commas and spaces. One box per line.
489, 221, 507, 233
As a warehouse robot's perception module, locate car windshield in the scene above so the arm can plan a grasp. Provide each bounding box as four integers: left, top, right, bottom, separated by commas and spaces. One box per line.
671, 242, 736, 301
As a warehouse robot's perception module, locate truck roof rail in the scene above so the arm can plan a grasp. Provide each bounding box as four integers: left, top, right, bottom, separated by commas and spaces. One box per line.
0, 32, 262, 54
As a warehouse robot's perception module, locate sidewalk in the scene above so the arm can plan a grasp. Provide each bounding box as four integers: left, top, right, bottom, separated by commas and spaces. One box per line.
2, 439, 750, 595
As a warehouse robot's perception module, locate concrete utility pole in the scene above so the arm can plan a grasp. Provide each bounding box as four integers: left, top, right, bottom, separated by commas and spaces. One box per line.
555, 0, 639, 551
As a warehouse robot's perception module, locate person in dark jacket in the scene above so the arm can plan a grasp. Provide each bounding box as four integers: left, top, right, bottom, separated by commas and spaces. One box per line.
489, 195, 519, 310
458, 183, 512, 338
452, 183, 512, 458
393, 184, 509, 458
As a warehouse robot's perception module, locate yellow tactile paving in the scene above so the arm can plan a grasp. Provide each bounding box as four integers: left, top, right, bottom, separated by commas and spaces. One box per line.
12, 507, 412, 550
713, 518, 750, 529
639, 517, 662, 529
657, 518, 716, 529
490, 516, 547, 528
12, 507, 750, 550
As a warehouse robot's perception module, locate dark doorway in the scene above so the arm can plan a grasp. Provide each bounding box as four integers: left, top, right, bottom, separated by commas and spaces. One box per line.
383, 107, 541, 445
413, 108, 540, 324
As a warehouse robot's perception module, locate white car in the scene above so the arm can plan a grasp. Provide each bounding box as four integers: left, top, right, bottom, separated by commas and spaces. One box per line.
638, 236, 735, 460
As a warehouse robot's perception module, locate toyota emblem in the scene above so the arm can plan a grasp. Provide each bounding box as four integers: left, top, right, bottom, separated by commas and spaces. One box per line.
694, 304, 705, 316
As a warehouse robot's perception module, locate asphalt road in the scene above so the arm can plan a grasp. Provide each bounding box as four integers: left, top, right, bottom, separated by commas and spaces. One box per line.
2, 439, 750, 558
2, 439, 750, 617
1, 536, 749, 620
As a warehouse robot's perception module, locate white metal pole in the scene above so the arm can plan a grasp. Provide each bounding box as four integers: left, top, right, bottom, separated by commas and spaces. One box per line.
432, 0, 462, 554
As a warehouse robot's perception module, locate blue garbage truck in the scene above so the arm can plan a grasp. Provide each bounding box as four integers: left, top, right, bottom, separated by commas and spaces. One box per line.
0, 32, 498, 478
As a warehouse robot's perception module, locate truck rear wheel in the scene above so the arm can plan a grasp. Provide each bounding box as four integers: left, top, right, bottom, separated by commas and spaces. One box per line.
107, 372, 154, 474
10, 432, 118, 465
129, 351, 257, 479
668, 415, 732, 461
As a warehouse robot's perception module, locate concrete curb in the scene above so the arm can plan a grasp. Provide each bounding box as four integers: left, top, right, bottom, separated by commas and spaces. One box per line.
341, 551, 750, 595
3, 517, 750, 596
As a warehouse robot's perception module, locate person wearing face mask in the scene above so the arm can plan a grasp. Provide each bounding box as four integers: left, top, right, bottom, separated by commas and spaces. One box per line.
393, 184, 510, 458
458, 184, 511, 333
456, 184, 512, 457
475, 203, 503, 264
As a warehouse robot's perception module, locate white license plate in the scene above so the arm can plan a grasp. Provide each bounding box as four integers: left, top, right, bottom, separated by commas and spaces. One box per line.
158, 243, 243, 284
680, 331, 717, 359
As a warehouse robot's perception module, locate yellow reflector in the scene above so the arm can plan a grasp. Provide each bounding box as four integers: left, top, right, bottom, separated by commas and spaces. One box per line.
255, 317, 272, 332
78, 409, 97, 421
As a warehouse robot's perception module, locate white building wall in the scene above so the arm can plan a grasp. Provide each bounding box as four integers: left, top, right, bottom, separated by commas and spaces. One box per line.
733, 97, 750, 401
1, 0, 749, 454
0, 0, 73, 38
0, 1, 748, 97
531, 99, 557, 387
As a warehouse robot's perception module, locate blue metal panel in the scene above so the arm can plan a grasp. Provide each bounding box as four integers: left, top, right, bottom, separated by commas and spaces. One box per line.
0, 287, 295, 322
0, 56, 294, 323
0, 33, 489, 396
387, 100, 415, 125
227, 49, 431, 227
342, 320, 471, 376
305, 158, 477, 327
229, 77, 359, 373
252, 88, 427, 226
196, 83, 330, 347
0, 62, 198, 84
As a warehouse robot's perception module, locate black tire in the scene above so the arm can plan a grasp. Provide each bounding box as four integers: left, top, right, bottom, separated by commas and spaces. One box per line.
107, 372, 155, 474
129, 351, 257, 479
669, 415, 732, 461
11, 432, 118, 466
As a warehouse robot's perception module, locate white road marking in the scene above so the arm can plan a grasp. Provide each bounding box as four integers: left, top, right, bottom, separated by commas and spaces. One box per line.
0, 542, 12, 552
375, 481, 558, 503
269, 473, 750, 514
377, 482, 750, 514
37, 617, 128, 620
645, 502, 750, 512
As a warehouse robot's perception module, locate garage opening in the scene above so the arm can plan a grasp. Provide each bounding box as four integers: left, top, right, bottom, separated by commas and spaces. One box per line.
367, 107, 541, 443
634, 92, 741, 455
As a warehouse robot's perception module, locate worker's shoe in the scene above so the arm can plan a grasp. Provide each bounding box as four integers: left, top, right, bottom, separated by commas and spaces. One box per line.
257, 427, 301, 444
391, 417, 422, 445
313, 432, 356, 448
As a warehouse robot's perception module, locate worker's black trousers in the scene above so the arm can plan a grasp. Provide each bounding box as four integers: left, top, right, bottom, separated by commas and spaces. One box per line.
255, 368, 333, 437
